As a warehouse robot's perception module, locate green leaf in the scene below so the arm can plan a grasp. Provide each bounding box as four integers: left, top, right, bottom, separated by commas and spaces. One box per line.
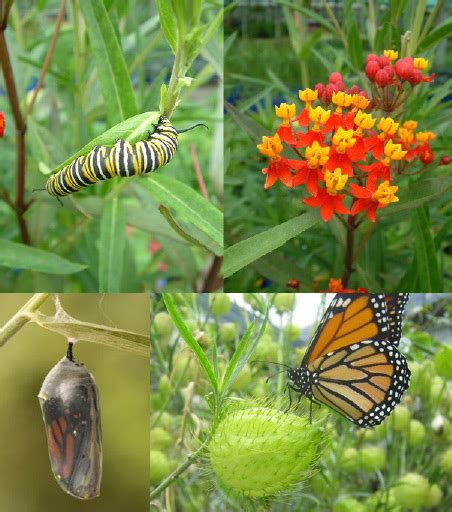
99, 198, 126, 292
347, 22, 363, 69
378, 177, 452, 217
163, 294, 218, 393
53, 112, 160, 172
412, 206, 442, 291
223, 210, 320, 278
278, 0, 334, 33
156, 0, 177, 53
143, 175, 223, 254
418, 20, 452, 51
221, 299, 272, 397
79, 0, 137, 126
225, 102, 264, 144
0, 240, 86, 274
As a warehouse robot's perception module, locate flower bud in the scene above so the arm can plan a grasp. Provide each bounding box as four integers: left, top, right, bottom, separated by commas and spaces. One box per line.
440, 155, 452, 165
209, 406, 323, 497
394, 57, 414, 81
365, 60, 380, 80
366, 53, 378, 63
329, 71, 343, 83
392, 404, 411, 432
440, 447, 452, 475
150, 450, 172, 485
274, 293, 295, 313
408, 419, 426, 446
359, 446, 386, 471
154, 312, 174, 336
150, 427, 172, 451
333, 498, 366, 512
219, 322, 238, 343
211, 294, 232, 316
375, 69, 390, 86
393, 473, 430, 508
425, 484, 443, 508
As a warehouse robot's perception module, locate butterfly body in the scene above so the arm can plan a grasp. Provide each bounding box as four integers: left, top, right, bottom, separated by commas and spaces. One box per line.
288, 294, 410, 428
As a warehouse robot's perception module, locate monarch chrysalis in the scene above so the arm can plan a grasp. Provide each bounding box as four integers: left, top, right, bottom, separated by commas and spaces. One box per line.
38, 342, 102, 499
45, 115, 205, 197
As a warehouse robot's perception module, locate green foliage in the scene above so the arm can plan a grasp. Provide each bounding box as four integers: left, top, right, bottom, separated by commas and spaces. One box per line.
150, 293, 452, 509
224, 2, 452, 292
0, 0, 223, 292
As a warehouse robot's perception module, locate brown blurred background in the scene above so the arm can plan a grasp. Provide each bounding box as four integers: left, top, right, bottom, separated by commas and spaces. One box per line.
0, 294, 149, 511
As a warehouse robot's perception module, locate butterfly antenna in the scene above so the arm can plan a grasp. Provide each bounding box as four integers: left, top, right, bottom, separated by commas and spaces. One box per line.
265, 367, 288, 384
176, 123, 209, 134
251, 359, 290, 369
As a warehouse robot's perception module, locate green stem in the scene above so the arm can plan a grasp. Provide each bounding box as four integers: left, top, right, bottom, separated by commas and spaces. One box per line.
0, 294, 50, 347
321, 0, 348, 49
419, 0, 444, 43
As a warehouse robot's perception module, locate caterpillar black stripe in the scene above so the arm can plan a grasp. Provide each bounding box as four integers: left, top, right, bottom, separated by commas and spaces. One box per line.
46, 116, 203, 197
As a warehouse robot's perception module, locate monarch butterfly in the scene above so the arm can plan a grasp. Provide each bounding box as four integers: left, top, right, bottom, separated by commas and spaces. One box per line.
38, 342, 102, 499
287, 293, 410, 428
45, 115, 205, 197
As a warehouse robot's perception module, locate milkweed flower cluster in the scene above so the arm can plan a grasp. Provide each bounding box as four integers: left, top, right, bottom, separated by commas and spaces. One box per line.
257, 52, 437, 222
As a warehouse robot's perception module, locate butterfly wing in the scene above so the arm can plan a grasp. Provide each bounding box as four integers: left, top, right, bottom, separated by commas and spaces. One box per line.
309, 340, 410, 427
384, 294, 409, 346
302, 294, 390, 367
296, 294, 410, 428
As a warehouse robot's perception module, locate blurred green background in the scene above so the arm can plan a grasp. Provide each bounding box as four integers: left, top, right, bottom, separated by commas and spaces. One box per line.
0, 294, 149, 511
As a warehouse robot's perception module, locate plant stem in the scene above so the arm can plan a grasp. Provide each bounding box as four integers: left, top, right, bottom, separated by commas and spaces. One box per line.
0, 294, 50, 347
342, 214, 356, 287
149, 439, 208, 500
0, 8, 30, 244
321, 0, 348, 49
352, 221, 375, 263
25, 0, 66, 118
201, 255, 223, 292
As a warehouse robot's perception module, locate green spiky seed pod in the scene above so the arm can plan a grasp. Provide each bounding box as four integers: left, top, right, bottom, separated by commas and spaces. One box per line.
209, 406, 323, 498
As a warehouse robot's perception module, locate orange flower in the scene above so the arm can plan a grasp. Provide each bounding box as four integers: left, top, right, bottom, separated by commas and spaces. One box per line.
257, 134, 295, 189
275, 103, 298, 144
297, 88, 318, 126
350, 180, 398, 222
304, 185, 350, 222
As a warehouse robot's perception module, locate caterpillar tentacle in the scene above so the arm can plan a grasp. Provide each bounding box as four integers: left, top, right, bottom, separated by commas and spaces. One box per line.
46, 115, 179, 197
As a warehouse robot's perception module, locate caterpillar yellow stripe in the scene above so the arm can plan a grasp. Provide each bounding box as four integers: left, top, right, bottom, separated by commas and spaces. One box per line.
46, 115, 179, 197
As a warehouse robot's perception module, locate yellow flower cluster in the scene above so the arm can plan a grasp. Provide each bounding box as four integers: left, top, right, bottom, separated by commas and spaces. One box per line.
325, 168, 348, 195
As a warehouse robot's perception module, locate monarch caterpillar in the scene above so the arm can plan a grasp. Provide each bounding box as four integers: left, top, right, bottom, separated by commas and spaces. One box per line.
287, 293, 410, 428
45, 115, 205, 197
38, 342, 102, 499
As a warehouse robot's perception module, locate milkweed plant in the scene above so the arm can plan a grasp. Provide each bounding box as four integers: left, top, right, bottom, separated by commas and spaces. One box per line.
150, 293, 452, 510
256, 50, 449, 292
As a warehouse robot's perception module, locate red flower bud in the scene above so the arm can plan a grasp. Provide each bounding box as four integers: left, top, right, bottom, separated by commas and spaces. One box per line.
314, 83, 325, 95
324, 83, 337, 102
329, 72, 342, 84
377, 55, 391, 67
394, 57, 414, 81
335, 81, 346, 91
420, 148, 434, 164
348, 85, 360, 95
0, 112, 5, 138
384, 65, 395, 78
440, 156, 452, 165
365, 60, 380, 80
375, 69, 390, 86
408, 68, 422, 85
359, 91, 369, 99
366, 53, 378, 63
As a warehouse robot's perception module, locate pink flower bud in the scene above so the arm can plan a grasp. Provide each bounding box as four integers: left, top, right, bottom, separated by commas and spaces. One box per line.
395, 57, 414, 81
348, 85, 360, 95
375, 69, 390, 86
329, 72, 342, 84
366, 53, 378, 63
408, 68, 422, 85
314, 83, 325, 95
335, 81, 346, 91
325, 83, 337, 102
377, 55, 391, 67
365, 60, 380, 80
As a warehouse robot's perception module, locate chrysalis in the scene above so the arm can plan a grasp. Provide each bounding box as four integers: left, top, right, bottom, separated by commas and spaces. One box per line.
38, 342, 102, 499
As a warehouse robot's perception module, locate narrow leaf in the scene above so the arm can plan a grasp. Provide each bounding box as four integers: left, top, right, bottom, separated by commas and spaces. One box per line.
143, 175, 223, 253
99, 197, 126, 292
80, 0, 137, 125
163, 294, 218, 393
412, 207, 442, 291
223, 210, 320, 278
0, 240, 86, 274
156, 0, 177, 53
